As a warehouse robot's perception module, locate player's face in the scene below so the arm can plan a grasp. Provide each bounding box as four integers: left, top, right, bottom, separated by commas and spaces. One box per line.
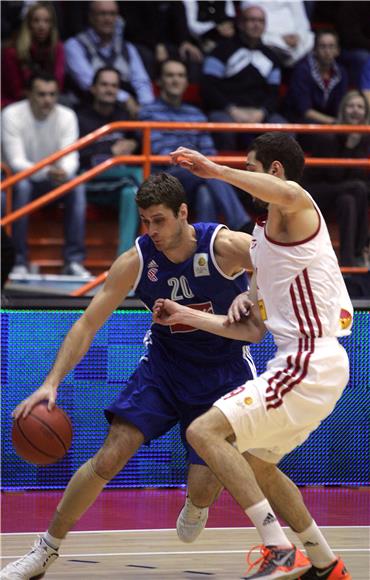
245, 151, 269, 209
139, 204, 185, 251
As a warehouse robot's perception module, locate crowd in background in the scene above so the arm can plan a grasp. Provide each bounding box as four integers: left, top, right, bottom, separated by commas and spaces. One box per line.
1, 0, 369, 274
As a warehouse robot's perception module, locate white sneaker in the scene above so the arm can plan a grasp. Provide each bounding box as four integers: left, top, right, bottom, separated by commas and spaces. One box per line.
61, 262, 91, 278
176, 496, 209, 543
0, 535, 58, 579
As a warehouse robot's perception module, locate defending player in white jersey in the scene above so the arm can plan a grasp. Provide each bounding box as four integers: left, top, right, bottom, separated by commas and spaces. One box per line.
154, 133, 352, 580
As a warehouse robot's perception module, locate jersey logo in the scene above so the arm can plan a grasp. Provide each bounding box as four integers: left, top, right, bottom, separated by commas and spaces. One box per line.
339, 308, 352, 330
147, 260, 159, 282
170, 301, 214, 333
193, 253, 210, 277
258, 299, 267, 321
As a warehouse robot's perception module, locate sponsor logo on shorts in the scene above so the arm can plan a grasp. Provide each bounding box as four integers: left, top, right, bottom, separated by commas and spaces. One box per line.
223, 385, 246, 400
244, 396, 253, 405
339, 308, 352, 330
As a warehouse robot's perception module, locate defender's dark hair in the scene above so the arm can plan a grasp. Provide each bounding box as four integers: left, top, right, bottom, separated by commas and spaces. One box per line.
135, 173, 187, 216
248, 133, 305, 181
28, 71, 58, 90
92, 66, 120, 86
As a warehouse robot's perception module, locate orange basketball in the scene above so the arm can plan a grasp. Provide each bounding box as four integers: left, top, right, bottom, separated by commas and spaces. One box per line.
12, 401, 73, 465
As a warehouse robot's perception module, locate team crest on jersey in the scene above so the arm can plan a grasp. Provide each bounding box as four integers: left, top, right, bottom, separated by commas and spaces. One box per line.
193, 253, 210, 277
147, 259, 158, 282
339, 308, 352, 330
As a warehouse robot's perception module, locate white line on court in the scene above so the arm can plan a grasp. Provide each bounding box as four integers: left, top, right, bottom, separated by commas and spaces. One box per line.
2, 525, 369, 536
1, 548, 369, 561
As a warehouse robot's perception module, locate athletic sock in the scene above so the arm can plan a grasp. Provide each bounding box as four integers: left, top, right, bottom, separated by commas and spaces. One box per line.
297, 521, 336, 568
43, 531, 61, 550
245, 499, 291, 548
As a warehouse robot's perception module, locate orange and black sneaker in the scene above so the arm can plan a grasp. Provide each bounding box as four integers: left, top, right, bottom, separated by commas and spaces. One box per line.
299, 557, 351, 579
243, 544, 311, 579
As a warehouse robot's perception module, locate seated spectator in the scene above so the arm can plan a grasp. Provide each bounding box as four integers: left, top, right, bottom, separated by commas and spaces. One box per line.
302, 90, 369, 267
121, 1, 203, 80
1, 1, 65, 107
201, 4, 286, 151
360, 57, 370, 109
183, 0, 236, 53
1, 72, 89, 278
139, 59, 252, 232
240, 0, 314, 66
335, 1, 370, 87
77, 66, 141, 255
64, 1, 154, 117
284, 30, 348, 125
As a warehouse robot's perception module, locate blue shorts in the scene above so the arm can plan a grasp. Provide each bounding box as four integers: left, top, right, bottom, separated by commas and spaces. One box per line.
105, 346, 255, 464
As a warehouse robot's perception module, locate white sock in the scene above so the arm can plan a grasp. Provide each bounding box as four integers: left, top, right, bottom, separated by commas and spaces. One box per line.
43, 531, 61, 550
297, 521, 335, 568
245, 499, 291, 548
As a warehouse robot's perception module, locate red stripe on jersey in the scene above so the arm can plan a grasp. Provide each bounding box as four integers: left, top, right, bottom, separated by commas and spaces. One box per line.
303, 269, 323, 337
296, 275, 315, 338
290, 285, 308, 336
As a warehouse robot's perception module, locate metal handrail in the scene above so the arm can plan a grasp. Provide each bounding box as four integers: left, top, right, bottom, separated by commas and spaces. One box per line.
0, 162, 13, 235
1, 121, 369, 295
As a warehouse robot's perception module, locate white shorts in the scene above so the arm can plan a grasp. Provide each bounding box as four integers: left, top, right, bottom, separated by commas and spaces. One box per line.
214, 337, 349, 463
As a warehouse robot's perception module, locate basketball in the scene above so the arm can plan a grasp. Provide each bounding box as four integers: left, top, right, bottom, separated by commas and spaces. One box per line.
12, 401, 73, 465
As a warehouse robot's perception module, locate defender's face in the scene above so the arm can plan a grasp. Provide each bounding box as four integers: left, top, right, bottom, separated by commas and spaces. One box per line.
139, 204, 185, 252
245, 151, 269, 209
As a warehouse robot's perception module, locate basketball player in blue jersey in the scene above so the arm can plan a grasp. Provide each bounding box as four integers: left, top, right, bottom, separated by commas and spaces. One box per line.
1, 172, 257, 579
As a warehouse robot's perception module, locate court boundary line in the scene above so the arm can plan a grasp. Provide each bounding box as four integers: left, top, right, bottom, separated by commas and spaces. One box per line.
2, 525, 369, 537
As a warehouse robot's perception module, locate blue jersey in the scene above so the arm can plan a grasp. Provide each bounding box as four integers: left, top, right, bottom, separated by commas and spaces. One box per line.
106, 223, 256, 452
133, 223, 250, 365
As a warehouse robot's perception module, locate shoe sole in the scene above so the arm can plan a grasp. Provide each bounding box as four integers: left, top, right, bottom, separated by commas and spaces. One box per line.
242, 564, 311, 580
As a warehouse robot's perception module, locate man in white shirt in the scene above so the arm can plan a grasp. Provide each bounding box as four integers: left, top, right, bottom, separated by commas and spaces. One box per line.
2, 72, 89, 277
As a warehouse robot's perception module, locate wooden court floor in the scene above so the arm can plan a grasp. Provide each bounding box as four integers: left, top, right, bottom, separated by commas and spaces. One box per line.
1, 527, 369, 579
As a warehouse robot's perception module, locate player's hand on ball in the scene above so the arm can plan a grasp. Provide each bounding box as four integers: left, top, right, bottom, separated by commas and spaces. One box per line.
225, 292, 254, 326
13, 384, 58, 420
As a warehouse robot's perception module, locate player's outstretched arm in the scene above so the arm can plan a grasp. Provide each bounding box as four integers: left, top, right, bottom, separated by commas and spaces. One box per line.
153, 296, 265, 344
13, 248, 140, 419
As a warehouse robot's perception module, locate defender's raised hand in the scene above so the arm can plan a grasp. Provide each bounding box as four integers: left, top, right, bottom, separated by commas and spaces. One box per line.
170, 147, 220, 179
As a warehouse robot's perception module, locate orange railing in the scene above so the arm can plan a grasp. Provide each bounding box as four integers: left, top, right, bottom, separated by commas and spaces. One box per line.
1, 122, 369, 296
0, 162, 13, 236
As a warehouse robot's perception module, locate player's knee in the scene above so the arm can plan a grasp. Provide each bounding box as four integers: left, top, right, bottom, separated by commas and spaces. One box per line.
186, 416, 209, 453
186, 408, 225, 452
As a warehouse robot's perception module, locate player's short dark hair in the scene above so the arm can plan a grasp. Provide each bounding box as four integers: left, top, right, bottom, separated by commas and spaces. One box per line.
249, 133, 305, 181
92, 66, 120, 85
28, 72, 58, 90
135, 173, 187, 216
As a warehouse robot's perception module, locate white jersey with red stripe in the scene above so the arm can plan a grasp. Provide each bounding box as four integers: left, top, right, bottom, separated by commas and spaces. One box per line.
249, 196, 353, 349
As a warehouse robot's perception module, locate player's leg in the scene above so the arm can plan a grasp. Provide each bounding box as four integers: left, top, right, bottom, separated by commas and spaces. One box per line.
177, 463, 222, 543
246, 452, 351, 580
186, 405, 311, 579
0, 417, 144, 580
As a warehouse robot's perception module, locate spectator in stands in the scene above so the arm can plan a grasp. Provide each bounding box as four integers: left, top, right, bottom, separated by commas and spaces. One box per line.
335, 1, 370, 87
64, 0, 154, 117
121, 1, 203, 80
1, 1, 65, 107
240, 0, 314, 66
360, 57, 370, 109
1, 72, 89, 278
183, 0, 236, 54
284, 30, 348, 125
200, 4, 286, 151
139, 59, 252, 232
302, 90, 369, 267
77, 66, 141, 255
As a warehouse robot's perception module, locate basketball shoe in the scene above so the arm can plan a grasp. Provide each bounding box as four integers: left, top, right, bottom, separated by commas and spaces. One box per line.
299, 557, 351, 579
0, 535, 58, 579
176, 496, 209, 543
243, 544, 311, 579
